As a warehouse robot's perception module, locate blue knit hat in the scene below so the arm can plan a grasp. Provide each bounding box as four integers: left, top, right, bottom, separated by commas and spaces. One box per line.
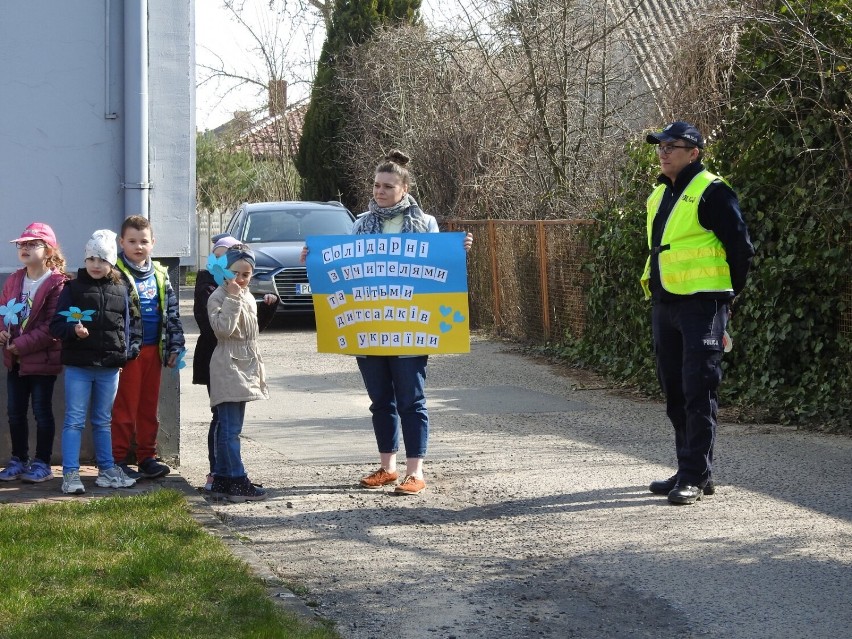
225, 244, 255, 269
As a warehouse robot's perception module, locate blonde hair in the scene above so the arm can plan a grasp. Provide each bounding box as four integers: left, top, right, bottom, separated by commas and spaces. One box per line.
374, 149, 413, 188
44, 246, 67, 274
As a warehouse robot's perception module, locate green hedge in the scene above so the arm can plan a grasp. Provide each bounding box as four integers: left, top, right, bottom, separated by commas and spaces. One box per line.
557, 2, 851, 427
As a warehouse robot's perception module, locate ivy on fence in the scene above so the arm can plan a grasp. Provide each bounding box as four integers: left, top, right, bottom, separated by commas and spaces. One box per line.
556, 2, 851, 427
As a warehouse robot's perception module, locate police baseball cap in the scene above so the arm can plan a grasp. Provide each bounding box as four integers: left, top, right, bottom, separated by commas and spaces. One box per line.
646, 121, 704, 149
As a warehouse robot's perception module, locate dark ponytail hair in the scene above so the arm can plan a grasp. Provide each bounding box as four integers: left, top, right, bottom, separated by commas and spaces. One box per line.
374, 149, 413, 188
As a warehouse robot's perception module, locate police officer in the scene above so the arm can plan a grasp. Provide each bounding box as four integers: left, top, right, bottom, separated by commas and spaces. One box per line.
641, 121, 754, 505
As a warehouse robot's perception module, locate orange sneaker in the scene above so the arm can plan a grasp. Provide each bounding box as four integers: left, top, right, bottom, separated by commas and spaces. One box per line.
394, 475, 426, 495
359, 468, 399, 489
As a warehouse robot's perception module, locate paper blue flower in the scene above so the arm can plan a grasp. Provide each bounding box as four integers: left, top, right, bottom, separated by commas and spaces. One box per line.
207, 253, 236, 286
58, 307, 96, 323
0, 299, 26, 327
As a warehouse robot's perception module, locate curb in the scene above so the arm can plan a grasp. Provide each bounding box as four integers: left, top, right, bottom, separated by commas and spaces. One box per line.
164, 473, 326, 625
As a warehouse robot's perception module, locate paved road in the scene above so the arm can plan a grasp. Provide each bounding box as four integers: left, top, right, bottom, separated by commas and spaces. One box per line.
178, 293, 852, 639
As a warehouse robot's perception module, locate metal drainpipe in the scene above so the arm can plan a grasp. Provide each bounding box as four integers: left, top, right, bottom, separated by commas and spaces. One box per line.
123, 0, 150, 218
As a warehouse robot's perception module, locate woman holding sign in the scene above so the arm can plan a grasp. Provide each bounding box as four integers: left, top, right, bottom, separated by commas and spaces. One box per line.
340, 150, 472, 495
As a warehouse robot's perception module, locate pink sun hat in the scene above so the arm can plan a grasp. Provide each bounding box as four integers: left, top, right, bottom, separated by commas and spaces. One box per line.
9, 222, 58, 248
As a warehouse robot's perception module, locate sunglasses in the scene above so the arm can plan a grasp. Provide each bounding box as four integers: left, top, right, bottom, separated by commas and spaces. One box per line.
656, 144, 695, 155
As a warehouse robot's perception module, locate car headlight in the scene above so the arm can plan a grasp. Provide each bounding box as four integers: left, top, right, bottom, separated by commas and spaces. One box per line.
252, 267, 276, 278
250, 269, 277, 294
250, 278, 277, 293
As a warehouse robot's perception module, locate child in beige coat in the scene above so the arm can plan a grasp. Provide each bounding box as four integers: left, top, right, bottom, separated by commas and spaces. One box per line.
207, 244, 270, 502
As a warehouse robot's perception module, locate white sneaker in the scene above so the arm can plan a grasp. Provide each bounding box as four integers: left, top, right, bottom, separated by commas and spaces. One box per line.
95, 465, 136, 488
62, 470, 85, 495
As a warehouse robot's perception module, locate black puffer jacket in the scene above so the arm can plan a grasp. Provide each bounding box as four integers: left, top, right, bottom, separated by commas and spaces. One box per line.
50, 269, 143, 368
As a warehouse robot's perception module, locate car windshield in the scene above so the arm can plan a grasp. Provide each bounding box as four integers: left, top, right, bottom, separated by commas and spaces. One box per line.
241, 209, 353, 243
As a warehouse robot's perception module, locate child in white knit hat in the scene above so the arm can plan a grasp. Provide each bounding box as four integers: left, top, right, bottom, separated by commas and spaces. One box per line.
49, 229, 143, 494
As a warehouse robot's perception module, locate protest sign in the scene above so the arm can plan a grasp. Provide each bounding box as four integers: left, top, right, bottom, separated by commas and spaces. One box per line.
305, 232, 470, 354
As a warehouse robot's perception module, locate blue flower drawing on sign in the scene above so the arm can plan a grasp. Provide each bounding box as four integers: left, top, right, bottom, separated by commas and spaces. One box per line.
207, 253, 236, 286
58, 307, 96, 323
438, 305, 466, 333
0, 298, 27, 327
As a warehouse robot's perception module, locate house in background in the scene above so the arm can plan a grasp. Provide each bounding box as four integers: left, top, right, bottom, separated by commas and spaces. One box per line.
195, 79, 307, 260
212, 79, 306, 160
0, 0, 195, 465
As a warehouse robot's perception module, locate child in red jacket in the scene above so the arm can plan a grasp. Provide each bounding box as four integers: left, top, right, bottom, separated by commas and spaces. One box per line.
0, 223, 68, 482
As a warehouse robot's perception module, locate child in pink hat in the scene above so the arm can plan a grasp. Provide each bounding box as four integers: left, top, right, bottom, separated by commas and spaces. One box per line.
0, 223, 69, 482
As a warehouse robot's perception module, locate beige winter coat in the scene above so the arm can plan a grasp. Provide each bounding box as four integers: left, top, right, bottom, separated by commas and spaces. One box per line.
207, 285, 268, 406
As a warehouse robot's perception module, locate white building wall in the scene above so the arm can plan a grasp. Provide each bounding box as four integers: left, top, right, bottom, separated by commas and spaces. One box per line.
0, 1, 126, 268
0, 0, 194, 269
149, 0, 195, 260
0, 0, 194, 465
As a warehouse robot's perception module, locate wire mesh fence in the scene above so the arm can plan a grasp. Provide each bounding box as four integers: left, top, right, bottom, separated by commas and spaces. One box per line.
450, 219, 852, 351
448, 220, 593, 344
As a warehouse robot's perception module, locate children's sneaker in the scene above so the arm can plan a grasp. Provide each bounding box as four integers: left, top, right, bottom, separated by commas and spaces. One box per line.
208, 475, 231, 498
117, 463, 142, 480
359, 467, 399, 489
62, 470, 85, 495
138, 457, 170, 479
227, 476, 267, 503
0, 456, 27, 481
21, 460, 54, 483
95, 465, 137, 489
394, 475, 426, 495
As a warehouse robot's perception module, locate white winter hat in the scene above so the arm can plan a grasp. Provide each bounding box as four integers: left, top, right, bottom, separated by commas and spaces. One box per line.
85, 229, 118, 266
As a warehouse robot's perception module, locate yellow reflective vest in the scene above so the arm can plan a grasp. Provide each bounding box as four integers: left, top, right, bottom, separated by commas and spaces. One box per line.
115, 258, 169, 359
640, 170, 734, 299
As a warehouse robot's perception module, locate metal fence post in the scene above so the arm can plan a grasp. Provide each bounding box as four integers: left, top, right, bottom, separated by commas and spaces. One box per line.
537, 221, 551, 341
488, 220, 502, 330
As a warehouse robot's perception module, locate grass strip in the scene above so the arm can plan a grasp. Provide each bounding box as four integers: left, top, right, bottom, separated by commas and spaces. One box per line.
0, 489, 338, 639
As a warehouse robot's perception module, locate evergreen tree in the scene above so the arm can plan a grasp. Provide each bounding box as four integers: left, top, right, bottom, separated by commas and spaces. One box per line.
296, 0, 420, 209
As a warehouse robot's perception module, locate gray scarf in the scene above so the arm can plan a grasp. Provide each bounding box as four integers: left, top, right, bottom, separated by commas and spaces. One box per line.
356, 194, 429, 234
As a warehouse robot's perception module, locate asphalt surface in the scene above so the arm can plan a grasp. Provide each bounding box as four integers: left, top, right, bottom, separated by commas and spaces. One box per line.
4, 289, 851, 638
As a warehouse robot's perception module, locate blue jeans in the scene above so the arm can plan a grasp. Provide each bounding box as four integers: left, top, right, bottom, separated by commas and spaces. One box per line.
61, 366, 119, 473
356, 355, 429, 458
214, 401, 246, 478
652, 298, 728, 485
205, 384, 219, 473
7, 365, 57, 464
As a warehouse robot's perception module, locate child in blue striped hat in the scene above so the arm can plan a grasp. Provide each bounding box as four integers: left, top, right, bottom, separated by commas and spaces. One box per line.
205, 244, 277, 502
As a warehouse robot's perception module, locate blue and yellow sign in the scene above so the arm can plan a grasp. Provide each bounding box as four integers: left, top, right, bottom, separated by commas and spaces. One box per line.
305, 233, 470, 354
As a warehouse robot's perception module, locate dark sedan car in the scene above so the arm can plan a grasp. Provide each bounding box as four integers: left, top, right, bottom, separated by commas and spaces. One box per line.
224, 201, 355, 314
